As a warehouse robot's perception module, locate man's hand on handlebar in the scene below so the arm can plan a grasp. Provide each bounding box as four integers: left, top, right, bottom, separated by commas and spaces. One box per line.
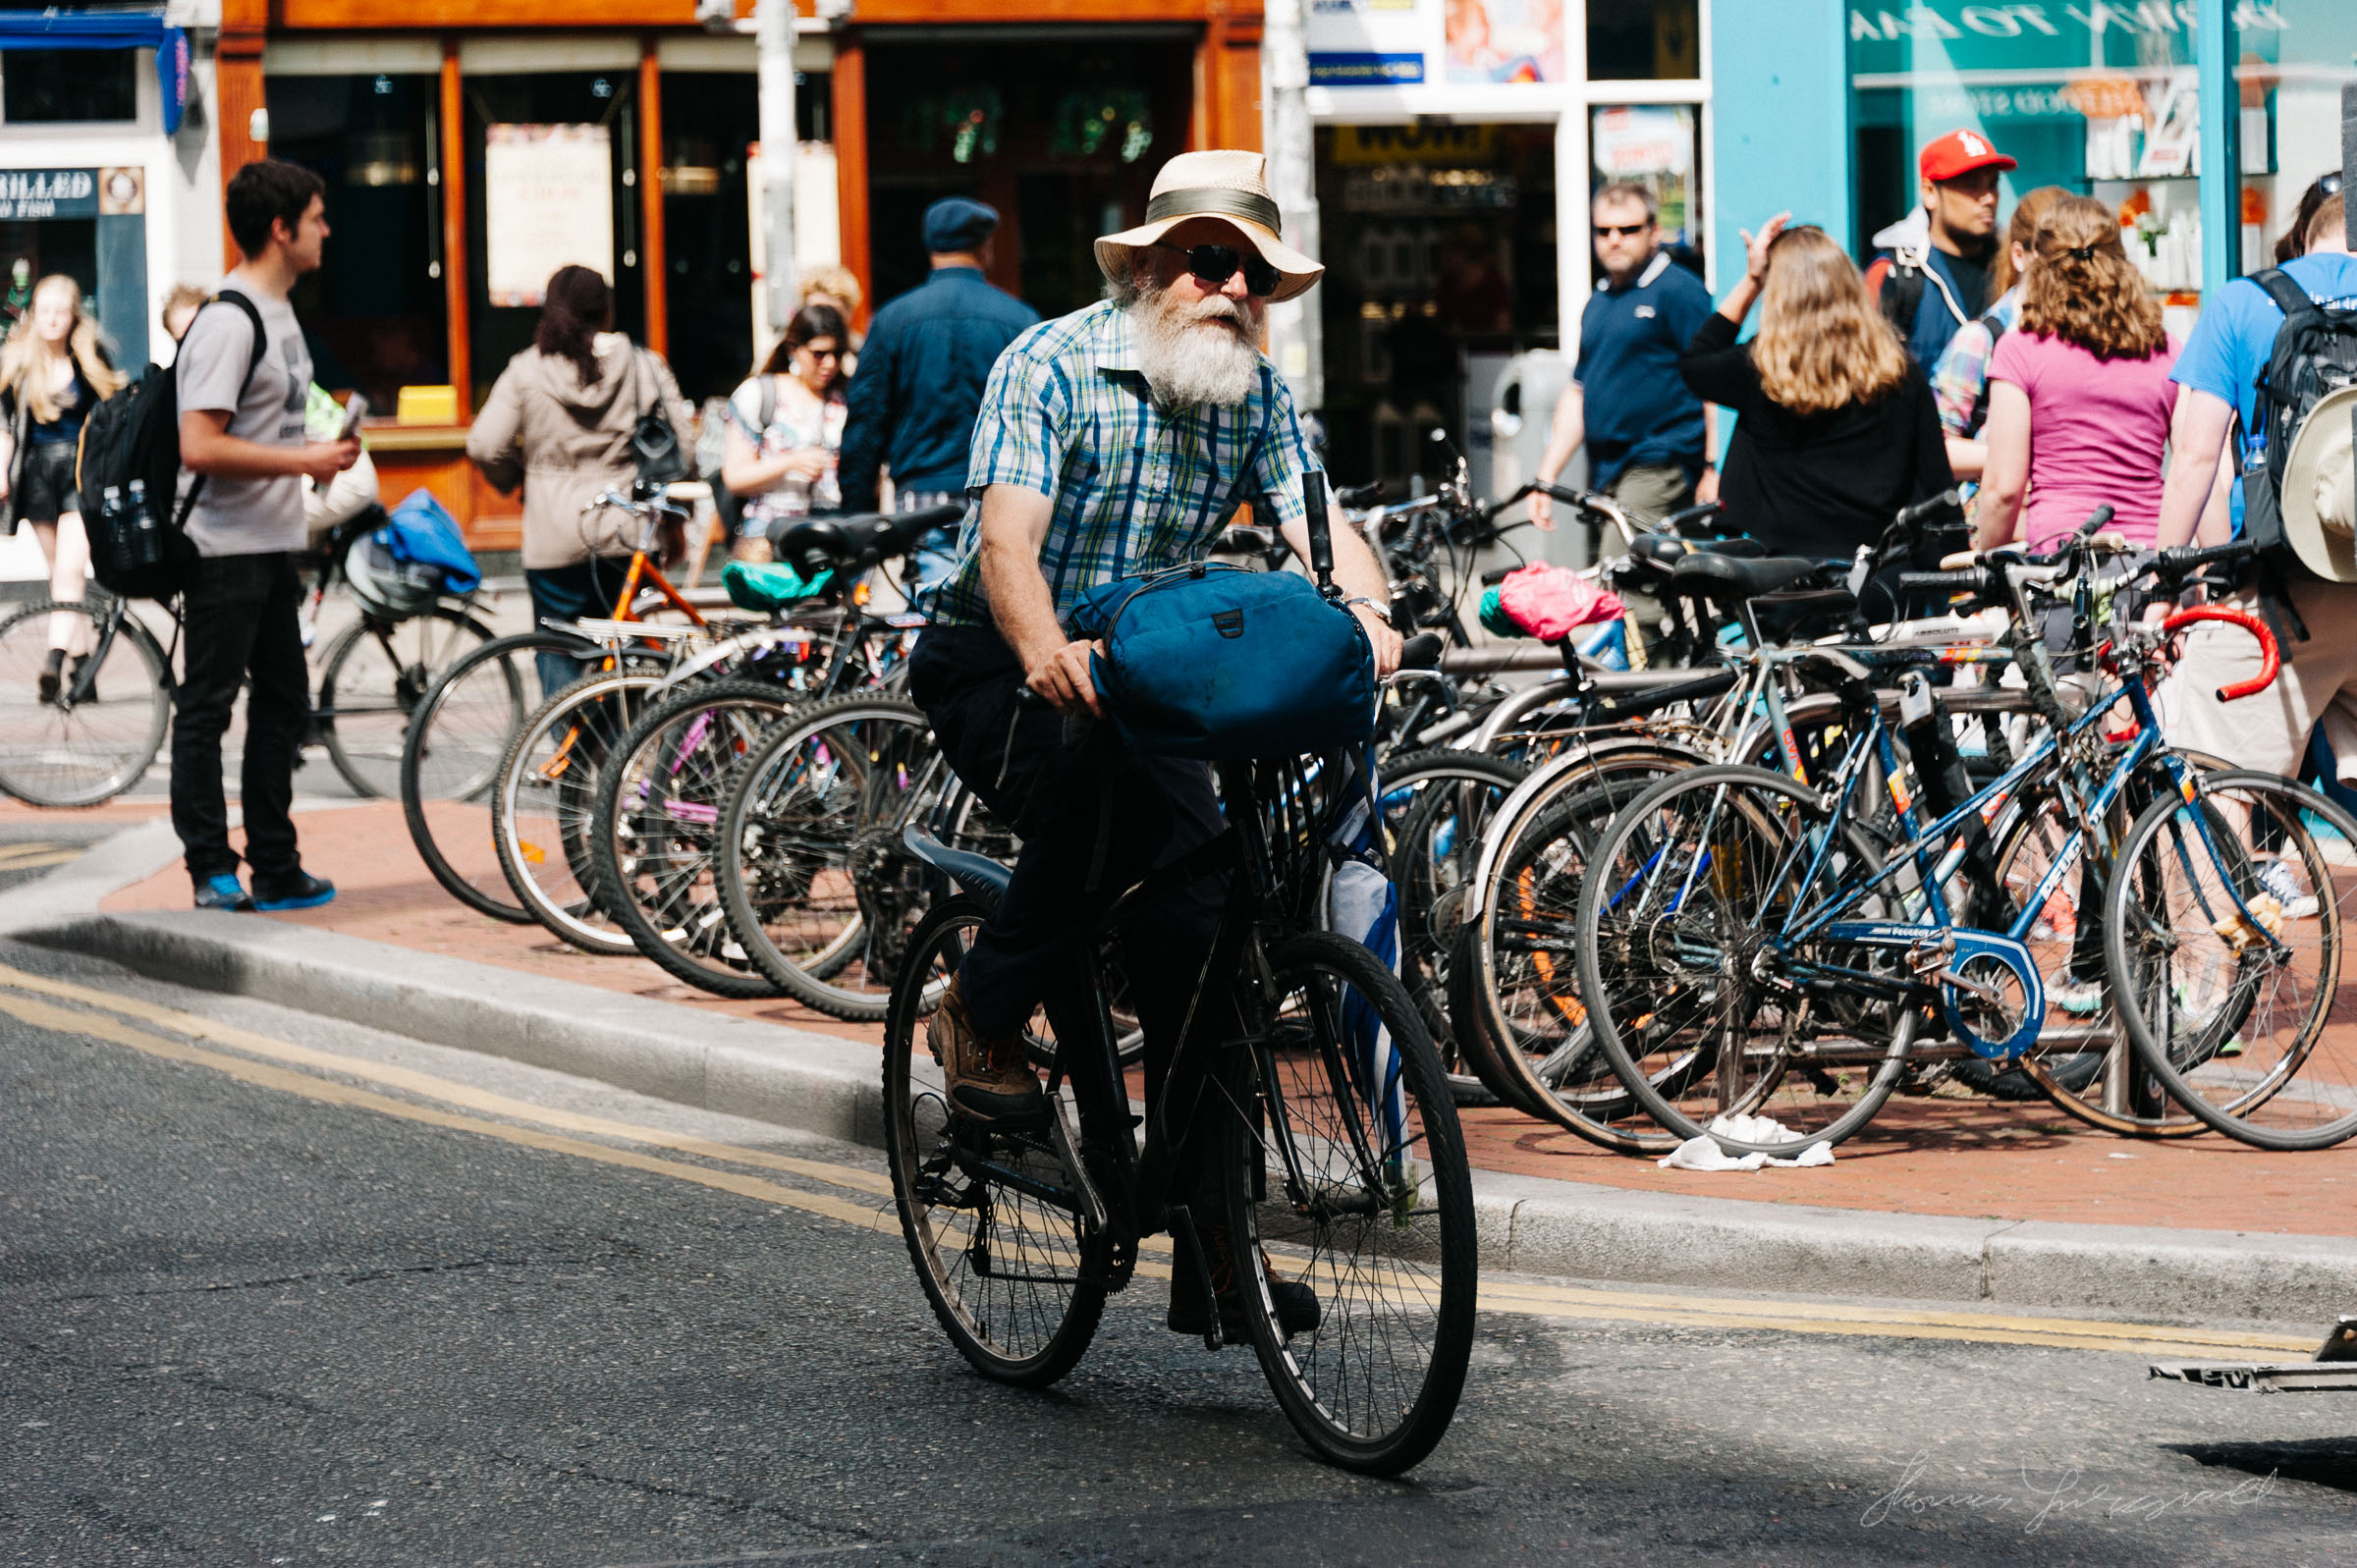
1526, 487, 1556, 531
1026, 638, 1105, 719
1349, 600, 1403, 678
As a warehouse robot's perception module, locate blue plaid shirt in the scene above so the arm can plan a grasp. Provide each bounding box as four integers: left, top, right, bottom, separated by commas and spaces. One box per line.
926, 297, 1319, 629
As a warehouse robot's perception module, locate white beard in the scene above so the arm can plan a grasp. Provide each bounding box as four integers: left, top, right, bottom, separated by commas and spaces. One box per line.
1127, 283, 1263, 408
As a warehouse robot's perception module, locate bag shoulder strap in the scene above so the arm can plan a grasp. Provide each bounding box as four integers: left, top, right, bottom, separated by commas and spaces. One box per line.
759, 374, 777, 432
2251, 267, 2314, 322
171, 289, 272, 531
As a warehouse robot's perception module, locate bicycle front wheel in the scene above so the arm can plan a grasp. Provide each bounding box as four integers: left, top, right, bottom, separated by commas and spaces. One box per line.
883, 897, 1108, 1387
492, 669, 662, 954
318, 605, 495, 798
0, 597, 170, 807
2106, 769, 2357, 1150
1225, 931, 1476, 1476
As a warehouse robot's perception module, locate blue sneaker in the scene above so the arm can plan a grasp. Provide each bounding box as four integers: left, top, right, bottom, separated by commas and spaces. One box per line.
193, 874, 253, 912
251, 872, 336, 911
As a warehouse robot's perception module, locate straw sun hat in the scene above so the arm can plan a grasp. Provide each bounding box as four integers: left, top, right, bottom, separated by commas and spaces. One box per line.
1094, 149, 1324, 304
2280, 383, 2357, 583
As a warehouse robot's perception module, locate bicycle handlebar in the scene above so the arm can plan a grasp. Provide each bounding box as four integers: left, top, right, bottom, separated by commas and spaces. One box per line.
2073, 505, 2116, 541
1895, 488, 1965, 528
1895, 569, 1986, 594
2159, 604, 2279, 703
2154, 540, 2255, 577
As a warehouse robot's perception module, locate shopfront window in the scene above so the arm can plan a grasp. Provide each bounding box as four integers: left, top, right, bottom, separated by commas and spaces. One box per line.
1314, 124, 1559, 487
1849, 0, 2206, 307
267, 74, 447, 409
1, 49, 137, 123
661, 71, 757, 401
1587, 0, 1700, 81
464, 72, 646, 412
2234, 1, 2357, 262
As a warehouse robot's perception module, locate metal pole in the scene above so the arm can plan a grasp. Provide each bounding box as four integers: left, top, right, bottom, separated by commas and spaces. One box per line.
2196, 0, 2237, 289
757, 0, 799, 342
2344, 81, 2356, 252
1260, 0, 1323, 417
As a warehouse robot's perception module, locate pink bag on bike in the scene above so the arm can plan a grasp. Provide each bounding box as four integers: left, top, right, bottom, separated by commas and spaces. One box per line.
1495, 564, 1624, 643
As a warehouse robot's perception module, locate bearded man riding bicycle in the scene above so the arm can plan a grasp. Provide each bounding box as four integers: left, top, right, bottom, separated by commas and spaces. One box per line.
906, 150, 1402, 1337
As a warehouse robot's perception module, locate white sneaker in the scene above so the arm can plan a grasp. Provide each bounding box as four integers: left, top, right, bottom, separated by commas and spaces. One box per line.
2255, 858, 2320, 920
2050, 977, 2105, 1016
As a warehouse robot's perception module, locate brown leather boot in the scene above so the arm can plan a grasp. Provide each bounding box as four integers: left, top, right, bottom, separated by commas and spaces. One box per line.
926, 975, 1046, 1123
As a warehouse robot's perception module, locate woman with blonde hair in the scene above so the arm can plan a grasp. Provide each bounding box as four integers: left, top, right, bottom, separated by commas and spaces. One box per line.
1677, 213, 1951, 559
0, 274, 126, 699
1971, 195, 2179, 553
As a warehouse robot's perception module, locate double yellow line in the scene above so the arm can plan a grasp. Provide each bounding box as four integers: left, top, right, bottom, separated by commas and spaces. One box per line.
0, 959, 2314, 1361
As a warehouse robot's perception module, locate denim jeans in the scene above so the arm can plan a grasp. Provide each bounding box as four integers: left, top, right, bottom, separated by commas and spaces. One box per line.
524, 556, 635, 701
170, 551, 307, 888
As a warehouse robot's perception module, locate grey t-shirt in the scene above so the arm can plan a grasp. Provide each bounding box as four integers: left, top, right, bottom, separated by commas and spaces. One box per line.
175, 281, 310, 557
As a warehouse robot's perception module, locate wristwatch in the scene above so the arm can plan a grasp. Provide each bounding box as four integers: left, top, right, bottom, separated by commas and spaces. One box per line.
1343, 595, 1388, 617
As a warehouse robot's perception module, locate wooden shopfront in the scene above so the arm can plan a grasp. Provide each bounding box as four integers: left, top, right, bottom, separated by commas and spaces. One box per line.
222, 0, 1263, 552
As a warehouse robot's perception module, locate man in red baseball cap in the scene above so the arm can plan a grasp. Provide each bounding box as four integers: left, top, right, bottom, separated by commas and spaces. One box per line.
1865, 128, 2019, 366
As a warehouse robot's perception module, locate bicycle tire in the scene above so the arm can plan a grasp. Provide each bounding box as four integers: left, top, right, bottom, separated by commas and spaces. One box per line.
1224, 929, 1476, 1475
492, 668, 663, 955
2105, 769, 2357, 1151
317, 604, 496, 798
0, 597, 171, 807
883, 896, 1109, 1387
714, 693, 965, 1021
591, 677, 801, 998
1573, 764, 1918, 1156
1376, 747, 1527, 1107
400, 629, 600, 923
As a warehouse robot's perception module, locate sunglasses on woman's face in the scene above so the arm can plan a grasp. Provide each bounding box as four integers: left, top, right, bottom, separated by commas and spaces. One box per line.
798, 342, 842, 360
1154, 242, 1282, 298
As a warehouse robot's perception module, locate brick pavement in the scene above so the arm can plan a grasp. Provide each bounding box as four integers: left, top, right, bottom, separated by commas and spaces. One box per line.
91, 797, 2357, 1238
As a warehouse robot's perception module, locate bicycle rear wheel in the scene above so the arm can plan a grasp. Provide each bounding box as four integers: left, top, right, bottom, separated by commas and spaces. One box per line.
883, 897, 1108, 1387
2106, 770, 2357, 1150
1225, 930, 1476, 1476
0, 597, 169, 807
317, 604, 494, 798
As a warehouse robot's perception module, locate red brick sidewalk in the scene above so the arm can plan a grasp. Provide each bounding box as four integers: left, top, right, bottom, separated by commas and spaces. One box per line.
94, 799, 2357, 1238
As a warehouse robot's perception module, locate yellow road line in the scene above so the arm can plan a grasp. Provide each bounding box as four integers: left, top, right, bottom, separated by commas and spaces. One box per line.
0, 842, 77, 869
0, 962, 2314, 1360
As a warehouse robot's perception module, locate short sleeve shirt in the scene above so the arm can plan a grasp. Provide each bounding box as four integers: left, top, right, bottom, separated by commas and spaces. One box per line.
1570, 250, 1713, 488
1988, 328, 2179, 553
927, 298, 1317, 629
175, 281, 311, 557
2170, 252, 2357, 434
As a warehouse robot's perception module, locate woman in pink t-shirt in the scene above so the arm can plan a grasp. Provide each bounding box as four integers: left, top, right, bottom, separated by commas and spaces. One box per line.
1972, 195, 2180, 554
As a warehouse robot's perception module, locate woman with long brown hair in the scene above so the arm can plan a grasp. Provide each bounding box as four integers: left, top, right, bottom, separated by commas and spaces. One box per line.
1970, 195, 2179, 553
0, 274, 125, 698
720, 302, 849, 563
1677, 213, 1951, 559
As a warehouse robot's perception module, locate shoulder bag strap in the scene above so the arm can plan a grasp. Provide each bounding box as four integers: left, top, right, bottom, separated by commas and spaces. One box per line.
173, 289, 272, 530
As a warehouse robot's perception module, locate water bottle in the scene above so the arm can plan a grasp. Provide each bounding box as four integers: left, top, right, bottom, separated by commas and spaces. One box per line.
123, 478, 163, 576
96, 484, 127, 579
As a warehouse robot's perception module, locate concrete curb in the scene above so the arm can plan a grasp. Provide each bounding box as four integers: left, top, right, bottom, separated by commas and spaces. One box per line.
27, 903, 2357, 1325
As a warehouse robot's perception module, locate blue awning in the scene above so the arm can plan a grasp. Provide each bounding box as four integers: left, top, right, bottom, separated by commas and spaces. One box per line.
0, 10, 190, 135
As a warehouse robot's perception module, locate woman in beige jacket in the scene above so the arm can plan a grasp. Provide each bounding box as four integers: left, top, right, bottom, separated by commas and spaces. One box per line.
466, 263, 690, 698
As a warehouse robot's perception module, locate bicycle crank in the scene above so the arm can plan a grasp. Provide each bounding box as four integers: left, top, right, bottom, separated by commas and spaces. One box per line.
1823, 921, 2046, 1060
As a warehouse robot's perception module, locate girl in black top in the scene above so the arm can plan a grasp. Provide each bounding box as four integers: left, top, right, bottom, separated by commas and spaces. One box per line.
0, 274, 125, 700
1678, 215, 1951, 560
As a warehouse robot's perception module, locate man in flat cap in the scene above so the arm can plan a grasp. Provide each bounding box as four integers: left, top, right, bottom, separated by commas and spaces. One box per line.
906, 149, 1400, 1342
837, 195, 1038, 587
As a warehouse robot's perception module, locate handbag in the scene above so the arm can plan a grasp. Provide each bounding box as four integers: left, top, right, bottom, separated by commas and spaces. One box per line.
1069, 561, 1377, 760
629, 349, 689, 488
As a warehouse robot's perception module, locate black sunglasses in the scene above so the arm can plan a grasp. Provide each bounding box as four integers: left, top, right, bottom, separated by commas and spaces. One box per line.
1593, 222, 1650, 239
1154, 242, 1282, 297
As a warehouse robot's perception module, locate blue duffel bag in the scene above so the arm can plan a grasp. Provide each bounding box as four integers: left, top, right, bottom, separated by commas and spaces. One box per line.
1069, 560, 1377, 760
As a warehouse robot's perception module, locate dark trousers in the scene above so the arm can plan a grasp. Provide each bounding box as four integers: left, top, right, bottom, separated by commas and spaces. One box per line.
170, 551, 307, 888
909, 624, 1230, 1128
525, 556, 634, 701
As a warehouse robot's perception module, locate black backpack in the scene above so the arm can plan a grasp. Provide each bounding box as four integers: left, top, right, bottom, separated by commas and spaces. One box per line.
74, 289, 265, 600
2238, 268, 2357, 643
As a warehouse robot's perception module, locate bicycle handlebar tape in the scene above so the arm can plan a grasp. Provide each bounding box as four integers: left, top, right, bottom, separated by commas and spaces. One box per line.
1303, 469, 1336, 593
2074, 505, 2117, 541
2162, 604, 2281, 702
2156, 541, 2254, 576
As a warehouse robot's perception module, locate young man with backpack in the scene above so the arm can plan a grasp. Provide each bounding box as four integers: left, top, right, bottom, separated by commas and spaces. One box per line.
171, 159, 359, 911
2158, 189, 2357, 830
1865, 129, 2014, 368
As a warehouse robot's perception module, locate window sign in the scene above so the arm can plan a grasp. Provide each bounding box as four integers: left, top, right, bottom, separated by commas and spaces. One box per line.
1446, 0, 1565, 83
1307, 0, 1432, 87
0, 168, 97, 221
483, 124, 614, 308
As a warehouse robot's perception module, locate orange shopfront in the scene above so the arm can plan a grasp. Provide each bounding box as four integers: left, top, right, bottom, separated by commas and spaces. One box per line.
221, 0, 1264, 552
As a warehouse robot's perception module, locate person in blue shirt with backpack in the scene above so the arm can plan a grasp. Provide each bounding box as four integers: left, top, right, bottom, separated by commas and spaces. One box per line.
2158, 189, 2357, 900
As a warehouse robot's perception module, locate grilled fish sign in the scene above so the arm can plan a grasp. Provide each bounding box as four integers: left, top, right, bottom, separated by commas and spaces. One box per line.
0, 170, 97, 221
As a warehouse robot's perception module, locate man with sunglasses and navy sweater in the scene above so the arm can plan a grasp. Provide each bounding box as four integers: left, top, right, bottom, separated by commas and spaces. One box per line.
908, 150, 1400, 1343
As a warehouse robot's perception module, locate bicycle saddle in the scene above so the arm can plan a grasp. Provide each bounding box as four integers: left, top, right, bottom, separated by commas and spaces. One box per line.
903, 824, 1013, 904
773, 504, 964, 576
1624, 532, 1767, 568
1667, 551, 1829, 604
774, 517, 850, 577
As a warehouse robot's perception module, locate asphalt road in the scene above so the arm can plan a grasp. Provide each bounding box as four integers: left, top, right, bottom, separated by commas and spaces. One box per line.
5, 939, 2356, 1567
